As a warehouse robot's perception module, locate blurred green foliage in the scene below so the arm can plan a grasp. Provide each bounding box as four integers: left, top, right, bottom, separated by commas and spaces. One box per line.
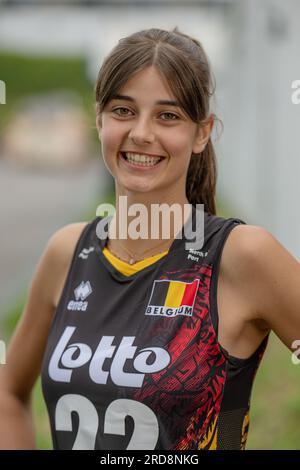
0, 50, 98, 143
0, 51, 90, 99
247, 333, 300, 449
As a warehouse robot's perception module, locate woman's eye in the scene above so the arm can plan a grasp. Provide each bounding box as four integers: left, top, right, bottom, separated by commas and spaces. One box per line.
112, 107, 132, 116
111, 107, 179, 121
160, 112, 179, 121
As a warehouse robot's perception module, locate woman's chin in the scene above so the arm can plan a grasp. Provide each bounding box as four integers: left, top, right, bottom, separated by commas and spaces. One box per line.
122, 181, 155, 194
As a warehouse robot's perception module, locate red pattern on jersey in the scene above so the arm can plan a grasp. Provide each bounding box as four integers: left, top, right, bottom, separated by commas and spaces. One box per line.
133, 263, 226, 450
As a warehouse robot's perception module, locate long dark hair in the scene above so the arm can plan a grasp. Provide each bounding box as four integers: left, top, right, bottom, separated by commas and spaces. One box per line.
95, 27, 218, 215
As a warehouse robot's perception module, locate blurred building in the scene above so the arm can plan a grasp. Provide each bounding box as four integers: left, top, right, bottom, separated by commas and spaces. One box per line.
215, 0, 300, 260
1, 91, 91, 169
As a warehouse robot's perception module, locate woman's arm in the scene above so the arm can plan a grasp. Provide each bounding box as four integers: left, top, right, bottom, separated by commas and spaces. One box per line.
0, 223, 86, 449
222, 224, 300, 353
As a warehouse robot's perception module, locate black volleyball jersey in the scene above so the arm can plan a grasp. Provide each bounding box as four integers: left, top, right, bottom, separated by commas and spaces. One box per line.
41, 206, 269, 450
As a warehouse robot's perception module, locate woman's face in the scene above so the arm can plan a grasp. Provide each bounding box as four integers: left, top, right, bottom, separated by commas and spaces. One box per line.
96, 65, 210, 200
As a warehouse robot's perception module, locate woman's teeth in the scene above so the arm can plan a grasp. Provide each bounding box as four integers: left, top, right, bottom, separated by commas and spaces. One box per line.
121, 152, 163, 167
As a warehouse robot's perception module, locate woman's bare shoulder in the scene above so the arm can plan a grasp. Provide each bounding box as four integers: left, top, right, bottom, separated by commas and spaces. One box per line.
220, 223, 274, 329
51, 221, 89, 252
221, 223, 273, 278
0, 221, 90, 402
221, 222, 300, 323
222, 222, 300, 349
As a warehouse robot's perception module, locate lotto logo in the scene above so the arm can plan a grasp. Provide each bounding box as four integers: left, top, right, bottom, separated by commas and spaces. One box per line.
48, 326, 171, 388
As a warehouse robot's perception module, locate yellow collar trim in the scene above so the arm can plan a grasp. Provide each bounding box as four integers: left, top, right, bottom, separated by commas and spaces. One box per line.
102, 246, 169, 277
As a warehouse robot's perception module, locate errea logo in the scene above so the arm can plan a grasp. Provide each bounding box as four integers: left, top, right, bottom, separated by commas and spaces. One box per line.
67, 281, 92, 311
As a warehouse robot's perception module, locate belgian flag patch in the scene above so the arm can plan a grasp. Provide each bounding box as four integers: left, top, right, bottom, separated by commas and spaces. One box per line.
145, 279, 199, 318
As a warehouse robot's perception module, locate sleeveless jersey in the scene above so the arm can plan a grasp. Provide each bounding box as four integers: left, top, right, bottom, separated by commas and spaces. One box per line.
41, 206, 269, 450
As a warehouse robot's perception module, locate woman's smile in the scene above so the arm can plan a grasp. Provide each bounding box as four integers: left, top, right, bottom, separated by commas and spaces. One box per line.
118, 151, 167, 171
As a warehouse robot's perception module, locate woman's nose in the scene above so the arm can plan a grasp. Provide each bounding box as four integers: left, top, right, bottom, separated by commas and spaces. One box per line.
128, 117, 155, 144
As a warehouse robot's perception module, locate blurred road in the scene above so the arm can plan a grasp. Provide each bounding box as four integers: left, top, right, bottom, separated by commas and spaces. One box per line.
0, 156, 110, 316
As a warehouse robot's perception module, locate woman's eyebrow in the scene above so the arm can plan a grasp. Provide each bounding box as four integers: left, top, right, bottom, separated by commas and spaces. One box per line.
110, 94, 181, 107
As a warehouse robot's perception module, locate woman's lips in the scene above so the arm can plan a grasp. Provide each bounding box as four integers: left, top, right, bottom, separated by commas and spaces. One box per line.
118, 152, 166, 171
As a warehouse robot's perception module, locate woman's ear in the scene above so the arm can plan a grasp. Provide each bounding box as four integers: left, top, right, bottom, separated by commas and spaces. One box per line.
192, 114, 214, 154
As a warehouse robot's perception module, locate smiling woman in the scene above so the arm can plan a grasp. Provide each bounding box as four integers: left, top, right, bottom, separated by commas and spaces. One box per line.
96, 64, 213, 205
1, 26, 300, 452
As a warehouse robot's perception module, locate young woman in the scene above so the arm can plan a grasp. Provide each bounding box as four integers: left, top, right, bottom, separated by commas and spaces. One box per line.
0, 27, 300, 451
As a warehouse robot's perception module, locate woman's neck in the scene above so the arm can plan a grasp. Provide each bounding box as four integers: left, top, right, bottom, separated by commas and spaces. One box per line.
107, 190, 192, 260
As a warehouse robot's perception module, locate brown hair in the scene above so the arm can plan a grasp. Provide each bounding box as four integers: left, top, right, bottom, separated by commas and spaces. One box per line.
95, 27, 219, 215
